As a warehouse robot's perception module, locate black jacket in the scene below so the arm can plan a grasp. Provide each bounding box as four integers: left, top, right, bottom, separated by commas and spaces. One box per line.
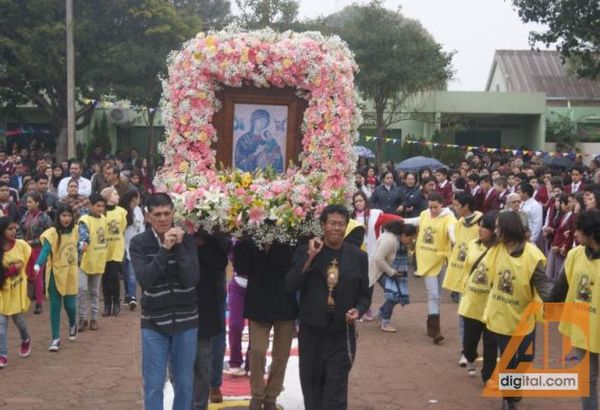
130, 229, 200, 336
370, 184, 404, 214
196, 233, 231, 338
233, 240, 298, 322
286, 242, 370, 332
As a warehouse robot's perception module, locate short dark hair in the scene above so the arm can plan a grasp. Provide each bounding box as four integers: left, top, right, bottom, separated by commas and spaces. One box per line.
571, 165, 583, 174
146, 193, 173, 213
584, 183, 600, 194
421, 176, 436, 187
454, 191, 475, 211
516, 172, 529, 182
106, 164, 120, 175
454, 177, 467, 190
497, 211, 526, 244
88, 192, 106, 205
383, 221, 417, 237
427, 191, 444, 204
575, 209, 600, 243
320, 204, 350, 224
69, 160, 82, 168
0, 181, 8, 189
467, 173, 480, 184
481, 175, 492, 184
435, 167, 448, 176
520, 183, 534, 198
34, 174, 49, 182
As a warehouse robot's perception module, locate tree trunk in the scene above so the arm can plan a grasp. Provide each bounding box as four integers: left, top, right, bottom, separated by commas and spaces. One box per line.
56, 120, 69, 162
147, 109, 156, 167
375, 102, 386, 168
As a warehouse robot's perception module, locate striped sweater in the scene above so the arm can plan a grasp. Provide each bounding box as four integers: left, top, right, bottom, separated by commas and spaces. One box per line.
130, 229, 200, 336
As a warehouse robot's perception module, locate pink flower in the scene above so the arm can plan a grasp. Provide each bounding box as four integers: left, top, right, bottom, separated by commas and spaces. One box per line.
248, 206, 266, 225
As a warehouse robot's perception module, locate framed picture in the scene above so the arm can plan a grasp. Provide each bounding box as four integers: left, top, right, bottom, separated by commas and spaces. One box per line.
212, 86, 307, 172
232, 103, 288, 173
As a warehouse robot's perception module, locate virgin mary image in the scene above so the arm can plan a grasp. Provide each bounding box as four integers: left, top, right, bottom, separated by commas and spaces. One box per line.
234, 108, 284, 173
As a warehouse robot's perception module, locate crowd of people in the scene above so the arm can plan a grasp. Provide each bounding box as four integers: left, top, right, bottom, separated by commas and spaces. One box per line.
0, 143, 599, 410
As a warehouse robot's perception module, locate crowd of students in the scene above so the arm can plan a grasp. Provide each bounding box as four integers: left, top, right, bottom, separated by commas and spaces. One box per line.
0, 145, 153, 363
361, 151, 599, 410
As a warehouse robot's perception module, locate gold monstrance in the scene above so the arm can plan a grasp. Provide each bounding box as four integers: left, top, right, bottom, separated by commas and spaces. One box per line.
327, 259, 340, 309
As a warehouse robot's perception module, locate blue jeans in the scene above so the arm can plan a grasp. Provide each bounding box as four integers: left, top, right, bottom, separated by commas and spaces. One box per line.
377, 276, 397, 324
123, 257, 137, 299
0, 314, 29, 356
141, 327, 198, 410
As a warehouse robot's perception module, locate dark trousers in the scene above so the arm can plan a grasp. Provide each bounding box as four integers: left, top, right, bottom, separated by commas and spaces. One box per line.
192, 332, 226, 410
493, 330, 535, 404
102, 261, 122, 305
298, 323, 355, 410
462, 316, 498, 382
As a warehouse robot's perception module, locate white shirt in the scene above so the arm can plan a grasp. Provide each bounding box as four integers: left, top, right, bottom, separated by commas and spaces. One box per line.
404, 207, 456, 245
520, 197, 543, 243
124, 206, 146, 259
57, 176, 92, 199
571, 181, 581, 193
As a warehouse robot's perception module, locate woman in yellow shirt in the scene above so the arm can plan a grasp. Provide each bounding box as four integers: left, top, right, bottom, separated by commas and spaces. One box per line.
0, 217, 33, 368
550, 209, 600, 410
457, 211, 498, 382
484, 211, 553, 410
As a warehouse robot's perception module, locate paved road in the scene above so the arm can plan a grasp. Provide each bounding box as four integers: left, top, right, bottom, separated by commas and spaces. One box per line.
0, 274, 590, 409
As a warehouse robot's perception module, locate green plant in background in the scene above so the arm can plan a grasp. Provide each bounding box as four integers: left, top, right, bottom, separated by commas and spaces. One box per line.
86, 112, 112, 160
546, 113, 578, 152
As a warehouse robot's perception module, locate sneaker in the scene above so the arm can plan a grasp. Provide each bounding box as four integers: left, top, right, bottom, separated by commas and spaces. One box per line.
362, 310, 375, 322
19, 338, 31, 357
458, 354, 468, 367
0, 355, 7, 368
89, 320, 99, 331
69, 324, 78, 341
34, 303, 43, 314
78, 319, 88, 332
129, 298, 138, 311
380, 324, 397, 333
223, 366, 247, 377
450, 292, 460, 303
48, 339, 61, 352
123, 295, 131, 305
467, 362, 477, 377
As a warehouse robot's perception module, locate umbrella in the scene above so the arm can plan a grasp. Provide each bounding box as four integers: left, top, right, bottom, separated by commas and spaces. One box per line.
542, 155, 574, 169
353, 145, 375, 159
395, 156, 445, 172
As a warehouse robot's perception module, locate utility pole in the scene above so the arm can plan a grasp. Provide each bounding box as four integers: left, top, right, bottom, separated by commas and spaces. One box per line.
66, 0, 76, 159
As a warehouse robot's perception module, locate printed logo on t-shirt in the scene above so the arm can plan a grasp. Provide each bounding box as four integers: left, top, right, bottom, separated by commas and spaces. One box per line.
97, 227, 106, 244
498, 269, 514, 295
473, 263, 489, 285
424, 227, 436, 244
108, 219, 120, 235
576, 273, 593, 302
458, 243, 468, 262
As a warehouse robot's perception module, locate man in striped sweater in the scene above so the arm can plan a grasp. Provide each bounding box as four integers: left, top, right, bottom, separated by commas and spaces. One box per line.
130, 193, 201, 410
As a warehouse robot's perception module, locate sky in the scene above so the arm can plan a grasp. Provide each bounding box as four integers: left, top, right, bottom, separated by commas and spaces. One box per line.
295, 0, 548, 91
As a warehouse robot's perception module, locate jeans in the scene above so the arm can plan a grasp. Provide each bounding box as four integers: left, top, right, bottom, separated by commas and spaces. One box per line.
78, 270, 102, 321
227, 279, 247, 368
377, 275, 397, 324
141, 327, 198, 410
192, 332, 226, 410
575, 349, 599, 410
423, 266, 446, 315
0, 313, 29, 356
123, 257, 137, 300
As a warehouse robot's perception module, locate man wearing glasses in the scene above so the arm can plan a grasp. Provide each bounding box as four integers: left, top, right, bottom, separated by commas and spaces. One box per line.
130, 193, 200, 410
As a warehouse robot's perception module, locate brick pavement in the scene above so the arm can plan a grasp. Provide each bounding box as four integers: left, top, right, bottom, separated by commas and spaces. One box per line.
0, 274, 593, 409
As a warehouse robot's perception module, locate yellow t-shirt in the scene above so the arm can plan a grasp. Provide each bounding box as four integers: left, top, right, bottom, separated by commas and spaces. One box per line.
558, 246, 600, 354
0, 240, 32, 315
443, 212, 482, 292
484, 242, 546, 336
40, 227, 79, 296
79, 214, 108, 275
415, 210, 456, 277
458, 240, 495, 322
105, 206, 127, 262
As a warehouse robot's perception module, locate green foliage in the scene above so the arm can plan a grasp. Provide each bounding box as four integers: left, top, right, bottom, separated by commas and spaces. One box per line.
0, 0, 201, 159
324, 0, 454, 165
235, 0, 299, 30
546, 113, 578, 151
430, 130, 465, 169
87, 112, 112, 160
398, 136, 431, 160
171, 0, 232, 29
512, 0, 600, 79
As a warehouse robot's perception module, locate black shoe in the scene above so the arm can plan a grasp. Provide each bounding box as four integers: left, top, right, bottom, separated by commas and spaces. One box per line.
102, 304, 112, 317
123, 295, 131, 305
34, 304, 43, 314
112, 300, 121, 316
129, 297, 137, 311
450, 292, 460, 303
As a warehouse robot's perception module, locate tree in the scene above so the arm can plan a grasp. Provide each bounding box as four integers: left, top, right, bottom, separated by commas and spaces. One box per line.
0, 0, 201, 161
87, 112, 111, 160
235, 0, 299, 30
511, 0, 600, 79
172, 0, 232, 29
325, 1, 454, 165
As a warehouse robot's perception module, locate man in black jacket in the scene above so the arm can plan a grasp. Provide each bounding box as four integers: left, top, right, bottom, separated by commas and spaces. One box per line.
192, 231, 230, 410
286, 204, 370, 410
233, 238, 297, 410
130, 193, 200, 410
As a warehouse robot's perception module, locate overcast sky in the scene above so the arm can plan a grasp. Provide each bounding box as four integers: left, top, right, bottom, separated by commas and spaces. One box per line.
296, 0, 548, 91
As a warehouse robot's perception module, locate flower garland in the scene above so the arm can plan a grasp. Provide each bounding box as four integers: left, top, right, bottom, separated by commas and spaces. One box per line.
156, 27, 362, 245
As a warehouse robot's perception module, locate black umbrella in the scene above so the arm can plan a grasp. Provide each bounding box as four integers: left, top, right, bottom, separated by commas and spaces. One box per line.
542, 155, 574, 169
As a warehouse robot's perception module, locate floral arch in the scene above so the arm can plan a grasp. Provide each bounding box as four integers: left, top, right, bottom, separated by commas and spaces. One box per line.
156, 28, 362, 245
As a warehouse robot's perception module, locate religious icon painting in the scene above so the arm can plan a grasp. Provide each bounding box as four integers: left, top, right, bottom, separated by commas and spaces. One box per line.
233, 103, 288, 173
